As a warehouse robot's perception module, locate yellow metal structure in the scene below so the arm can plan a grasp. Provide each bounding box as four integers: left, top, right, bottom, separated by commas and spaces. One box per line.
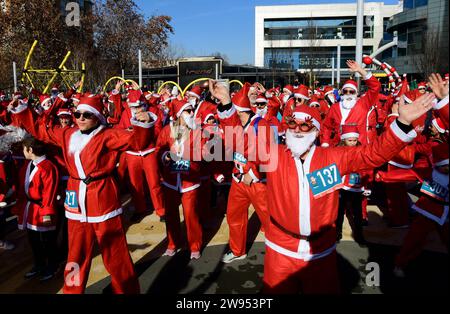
21, 40, 86, 94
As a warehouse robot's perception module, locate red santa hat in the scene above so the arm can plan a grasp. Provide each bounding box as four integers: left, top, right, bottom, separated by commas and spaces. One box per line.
341, 79, 358, 92
72, 93, 82, 104
291, 106, 322, 130
432, 142, 449, 167
417, 82, 427, 89
171, 99, 192, 120
445, 73, 449, 81
431, 117, 446, 134
283, 84, 294, 94
186, 85, 203, 99
341, 125, 360, 140
39, 94, 52, 106
255, 93, 268, 104
57, 108, 72, 117
51, 84, 59, 92
232, 82, 252, 112
308, 95, 320, 108
404, 90, 421, 104
127, 89, 143, 107
77, 95, 106, 124
293, 85, 310, 100
148, 94, 161, 107
323, 86, 334, 96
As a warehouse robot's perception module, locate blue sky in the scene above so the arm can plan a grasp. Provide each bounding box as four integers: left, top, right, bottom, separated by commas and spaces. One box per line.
135, 0, 399, 65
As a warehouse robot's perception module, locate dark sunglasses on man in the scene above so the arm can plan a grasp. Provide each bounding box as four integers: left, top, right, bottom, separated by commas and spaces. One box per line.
255, 102, 267, 108
342, 89, 356, 95
74, 111, 95, 120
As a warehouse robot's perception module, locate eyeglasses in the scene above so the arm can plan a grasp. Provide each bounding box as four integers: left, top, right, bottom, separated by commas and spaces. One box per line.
73, 111, 95, 120
342, 89, 356, 95
285, 117, 315, 132
309, 103, 320, 108
294, 98, 303, 102
183, 108, 194, 114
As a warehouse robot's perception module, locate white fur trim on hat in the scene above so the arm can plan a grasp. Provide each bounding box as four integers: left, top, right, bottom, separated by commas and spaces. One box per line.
176, 102, 192, 118
57, 110, 72, 117
256, 97, 268, 103
187, 91, 201, 99
341, 132, 359, 140
128, 102, 140, 108
76, 104, 106, 124
341, 83, 357, 92
432, 119, 445, 133
294, 93, 310, 100
292, 112, 320, 130
233, 104, 252, 112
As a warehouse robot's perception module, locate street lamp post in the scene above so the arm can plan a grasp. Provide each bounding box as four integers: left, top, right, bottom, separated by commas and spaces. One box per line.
355, 0, 365, 89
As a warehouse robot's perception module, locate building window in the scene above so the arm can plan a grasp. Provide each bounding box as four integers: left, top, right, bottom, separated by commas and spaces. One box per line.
403, 0, 428, 10
264, 17, 374, 41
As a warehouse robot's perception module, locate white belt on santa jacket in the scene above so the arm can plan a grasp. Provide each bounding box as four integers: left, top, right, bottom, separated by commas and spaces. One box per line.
125, 147, 156, 157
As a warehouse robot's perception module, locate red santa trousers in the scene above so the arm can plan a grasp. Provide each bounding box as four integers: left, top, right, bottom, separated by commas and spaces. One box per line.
227, 181, 270, 257
395, 215, 449, 268
63, 216, 140, 294
198, 178, 212, 223
163, 186, 203, 252
263, 246, 340, 294
126, 153, 165, 217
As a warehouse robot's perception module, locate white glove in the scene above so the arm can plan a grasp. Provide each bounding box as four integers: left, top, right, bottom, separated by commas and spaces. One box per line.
321, 143, 330, 148
362, 189, 372, 197
171, 86, 179, 97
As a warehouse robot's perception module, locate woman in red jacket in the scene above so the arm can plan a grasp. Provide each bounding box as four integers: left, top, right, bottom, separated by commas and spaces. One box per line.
157, 99, 204, 260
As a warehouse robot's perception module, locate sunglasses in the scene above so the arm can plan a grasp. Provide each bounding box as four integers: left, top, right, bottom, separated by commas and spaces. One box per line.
183, 108, 194, 114
73, 111, 95, 120
255, 102, 267, 108
342, 89, 356, 95
285, 117, 315, 132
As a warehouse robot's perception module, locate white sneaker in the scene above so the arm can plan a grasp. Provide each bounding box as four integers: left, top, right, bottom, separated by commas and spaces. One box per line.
190, 251, 201, 260
221, 251, 247, 264
0, 240, 15, 250
162, 248, 180, 257
393, 266, 405, 278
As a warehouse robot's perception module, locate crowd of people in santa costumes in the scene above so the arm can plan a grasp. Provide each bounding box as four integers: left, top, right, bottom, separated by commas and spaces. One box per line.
0, 57, 448, 294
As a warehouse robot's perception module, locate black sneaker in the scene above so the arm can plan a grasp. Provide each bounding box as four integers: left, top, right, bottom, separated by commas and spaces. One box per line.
40, 269, 56, 282
24, 266, 41, 279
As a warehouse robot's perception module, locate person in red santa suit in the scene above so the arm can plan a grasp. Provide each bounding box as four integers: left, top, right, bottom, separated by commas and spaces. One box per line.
114, 88, 165, 221
417, 82, 428, 95
8, 94, 157, 294
428, 73, 449, 129
156, 99, 204, 260
13, 136, 60, 281
393, 142, 449, 278
211, 82, 273, 264
280, 84, 294, 109
208, 65, 435, 294
282, 85, 310, 119
320, 60, 381, 147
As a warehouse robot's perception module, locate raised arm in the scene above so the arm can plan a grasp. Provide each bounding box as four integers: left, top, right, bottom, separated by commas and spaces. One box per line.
347, 60, 381, 110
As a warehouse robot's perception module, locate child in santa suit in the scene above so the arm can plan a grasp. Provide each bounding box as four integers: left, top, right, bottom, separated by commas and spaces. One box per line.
335, 125, 370, 244
393, 142, 449, 277
14, 137, 60, 281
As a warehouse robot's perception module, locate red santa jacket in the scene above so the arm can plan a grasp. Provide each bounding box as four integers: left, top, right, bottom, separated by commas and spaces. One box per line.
194, 100, 217, 125
434, 95, 449, 129
217, 107, 275, 183
264, 119, 416, 260
13, 156, 59, 231
156, 122, 204, 193
10, 103, 156, 223
320, 73, 381, 146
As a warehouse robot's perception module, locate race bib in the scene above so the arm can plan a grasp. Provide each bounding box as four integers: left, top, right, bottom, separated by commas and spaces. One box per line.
420, 181, 449, 202
233, 152, 247, 167
170, 159, 191, 173
348, 173, 361, 186
64, 190, 80, 213
307, 163, 343, 198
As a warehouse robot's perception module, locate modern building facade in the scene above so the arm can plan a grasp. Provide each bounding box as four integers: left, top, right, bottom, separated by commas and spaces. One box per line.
385, 0, 448, 76
255, 2, 401, 80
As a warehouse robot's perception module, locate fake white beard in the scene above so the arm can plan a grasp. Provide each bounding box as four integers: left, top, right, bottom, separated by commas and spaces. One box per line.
283, 94, 290, 104
341, 95, 357, 109
432, 168, 449, 188
188, 98, 197, 107
181, 112, 195, 130
285, 129, 317, 158
326, 94, 336, 104
256, 107, 268, 117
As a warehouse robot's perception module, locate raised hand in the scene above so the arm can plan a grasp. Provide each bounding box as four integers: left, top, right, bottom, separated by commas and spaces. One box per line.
115, 80, 124, 91
398, 93, 435, 125
428, 73, 449, 100
208, 79, 231, 105
346, 60, 368, 77
132, 81, 140, 90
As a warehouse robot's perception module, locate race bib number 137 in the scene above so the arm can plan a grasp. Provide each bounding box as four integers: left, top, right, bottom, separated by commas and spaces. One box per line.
307, 163, 343, 198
